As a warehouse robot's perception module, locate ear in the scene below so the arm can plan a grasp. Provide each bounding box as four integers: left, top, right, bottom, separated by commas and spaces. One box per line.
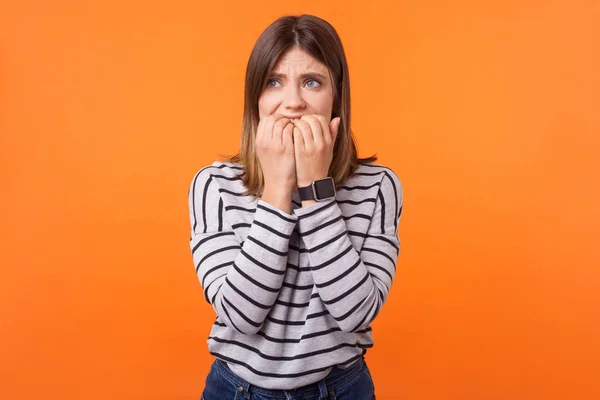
329, 117, 341, 142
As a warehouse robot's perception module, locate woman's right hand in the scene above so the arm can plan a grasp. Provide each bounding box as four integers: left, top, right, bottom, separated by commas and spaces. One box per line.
256, 114, 297, 194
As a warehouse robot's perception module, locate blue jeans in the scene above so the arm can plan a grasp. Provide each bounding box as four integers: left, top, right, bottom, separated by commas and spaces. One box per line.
201, 357, 376, 400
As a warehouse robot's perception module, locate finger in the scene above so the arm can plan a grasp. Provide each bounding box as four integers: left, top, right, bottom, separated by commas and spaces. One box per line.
292, 119, 314, 151
301, 115, 323, 147
315, 115, 331, 144
265, 114, 286, 141
293, 126, 305, 153
273, 117, 292, 146
329, 117, 341, 144
282, 121, 294, 150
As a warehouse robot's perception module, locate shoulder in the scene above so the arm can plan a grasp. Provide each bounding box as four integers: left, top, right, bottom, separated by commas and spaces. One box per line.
352, 163, 403, 210
353, 163, 402, 189
188, 160, 245, 194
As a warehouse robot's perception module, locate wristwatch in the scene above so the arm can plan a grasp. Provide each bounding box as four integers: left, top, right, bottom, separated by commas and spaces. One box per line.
298, 177, 336, 201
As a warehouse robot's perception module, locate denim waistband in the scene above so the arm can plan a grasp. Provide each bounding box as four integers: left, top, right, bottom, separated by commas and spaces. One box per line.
213, 355, 366, 398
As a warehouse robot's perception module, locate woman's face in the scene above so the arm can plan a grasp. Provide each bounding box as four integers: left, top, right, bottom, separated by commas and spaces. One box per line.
258, 47, 334, 121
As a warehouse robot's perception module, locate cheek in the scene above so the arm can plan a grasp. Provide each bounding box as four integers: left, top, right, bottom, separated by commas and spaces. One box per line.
311, 94, 334, 117
258, 93, 279, 117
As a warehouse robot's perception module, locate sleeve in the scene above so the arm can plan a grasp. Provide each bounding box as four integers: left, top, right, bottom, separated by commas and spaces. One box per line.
292, 169, 403, 332
188, 167, 298, 334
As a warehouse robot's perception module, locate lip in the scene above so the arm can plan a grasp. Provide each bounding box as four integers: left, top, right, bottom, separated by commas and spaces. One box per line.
284, 115, 303, 119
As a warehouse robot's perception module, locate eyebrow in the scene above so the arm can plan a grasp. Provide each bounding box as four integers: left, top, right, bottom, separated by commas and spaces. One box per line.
268, 72, 329, 81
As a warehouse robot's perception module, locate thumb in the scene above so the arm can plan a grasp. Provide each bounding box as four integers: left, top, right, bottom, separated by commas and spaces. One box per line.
329, 117, 341, 142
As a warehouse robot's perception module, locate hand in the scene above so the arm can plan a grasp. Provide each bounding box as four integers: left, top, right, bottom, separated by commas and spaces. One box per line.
292, 115, 341, 187
256, 114, 296, 193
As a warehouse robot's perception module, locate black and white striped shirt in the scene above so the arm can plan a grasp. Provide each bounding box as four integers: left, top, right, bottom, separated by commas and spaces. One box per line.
188, 161, 403, 390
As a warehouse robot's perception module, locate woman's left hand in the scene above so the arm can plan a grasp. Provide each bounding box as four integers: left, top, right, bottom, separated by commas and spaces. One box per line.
292, 115, 341, 188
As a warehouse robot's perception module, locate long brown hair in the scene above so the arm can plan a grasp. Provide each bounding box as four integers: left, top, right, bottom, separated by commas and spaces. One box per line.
225, 14, 377, 198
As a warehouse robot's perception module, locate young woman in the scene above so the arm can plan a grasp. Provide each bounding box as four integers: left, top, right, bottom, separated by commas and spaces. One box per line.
189, 14, 403, 400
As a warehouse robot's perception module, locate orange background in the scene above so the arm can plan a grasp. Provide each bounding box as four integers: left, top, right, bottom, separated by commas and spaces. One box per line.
1, 1, 599, 399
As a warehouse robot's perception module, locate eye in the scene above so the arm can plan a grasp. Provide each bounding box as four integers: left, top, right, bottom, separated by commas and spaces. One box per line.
305, 79, 321, 88
266, 79, 280, 88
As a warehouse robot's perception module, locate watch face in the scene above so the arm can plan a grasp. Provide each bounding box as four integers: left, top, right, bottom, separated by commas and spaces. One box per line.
314, 178, 336, 200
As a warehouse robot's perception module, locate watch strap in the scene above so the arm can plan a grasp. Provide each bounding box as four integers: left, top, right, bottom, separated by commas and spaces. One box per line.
298, 184, 316, 201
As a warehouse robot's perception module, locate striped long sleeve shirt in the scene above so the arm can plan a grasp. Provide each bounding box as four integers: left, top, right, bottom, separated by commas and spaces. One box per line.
188, 160, 403, 390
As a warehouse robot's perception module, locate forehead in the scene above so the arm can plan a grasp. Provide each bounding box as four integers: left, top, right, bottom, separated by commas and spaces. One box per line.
272, 48, 329, 74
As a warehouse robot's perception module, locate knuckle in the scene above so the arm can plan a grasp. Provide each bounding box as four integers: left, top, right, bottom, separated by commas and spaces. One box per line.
275, 118, 289, 128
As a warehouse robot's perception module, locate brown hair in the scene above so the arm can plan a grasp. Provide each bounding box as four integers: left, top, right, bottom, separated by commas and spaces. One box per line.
224, 14, 377, 198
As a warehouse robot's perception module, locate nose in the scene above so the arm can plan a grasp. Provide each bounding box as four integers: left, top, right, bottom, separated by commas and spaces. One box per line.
283, 85, 306, 110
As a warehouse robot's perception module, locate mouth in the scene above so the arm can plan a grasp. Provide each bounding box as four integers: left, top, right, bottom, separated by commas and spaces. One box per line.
284, 115, 302, 120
